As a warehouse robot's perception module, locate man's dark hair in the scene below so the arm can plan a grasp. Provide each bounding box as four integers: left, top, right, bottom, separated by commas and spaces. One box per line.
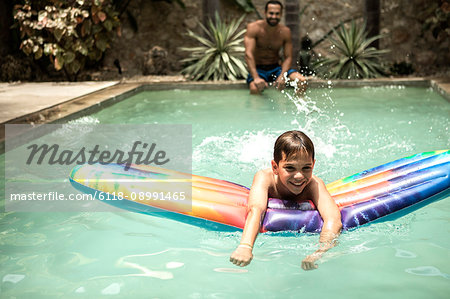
273, 130, 315, 163
265, 0, 283, 12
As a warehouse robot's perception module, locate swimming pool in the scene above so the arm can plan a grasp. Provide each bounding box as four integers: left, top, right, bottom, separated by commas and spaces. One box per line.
1, 85, 449, 298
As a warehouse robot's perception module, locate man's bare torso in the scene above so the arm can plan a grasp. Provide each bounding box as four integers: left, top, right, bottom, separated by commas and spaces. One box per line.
248, 20, 288, 66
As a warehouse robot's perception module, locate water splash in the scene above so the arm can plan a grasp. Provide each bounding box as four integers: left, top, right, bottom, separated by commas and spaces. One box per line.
193, 130, 277, 178
279, 86, 354, 178
68, 116, 100, 125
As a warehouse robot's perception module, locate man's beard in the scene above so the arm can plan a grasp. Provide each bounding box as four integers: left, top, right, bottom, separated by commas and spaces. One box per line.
266, 18, 280, 27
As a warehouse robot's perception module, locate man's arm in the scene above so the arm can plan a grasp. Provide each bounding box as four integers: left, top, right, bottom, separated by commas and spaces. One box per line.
244, 23, 267, 92
302, 176, 342, 270
230, 170, 269, 267
274, 27, 294, 89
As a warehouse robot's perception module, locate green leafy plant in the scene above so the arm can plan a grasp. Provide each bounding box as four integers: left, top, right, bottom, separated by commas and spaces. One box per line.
313, 21, 388, 79
14, 0, 121, 80
180, 13, 247, 81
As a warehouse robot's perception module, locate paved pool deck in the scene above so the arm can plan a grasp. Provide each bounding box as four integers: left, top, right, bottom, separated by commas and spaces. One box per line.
1, 76, 449, 148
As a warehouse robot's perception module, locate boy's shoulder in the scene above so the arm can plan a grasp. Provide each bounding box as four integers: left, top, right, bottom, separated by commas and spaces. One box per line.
254, 168, 275, 184
311, 175, 325, 187
256, 167, 274, 177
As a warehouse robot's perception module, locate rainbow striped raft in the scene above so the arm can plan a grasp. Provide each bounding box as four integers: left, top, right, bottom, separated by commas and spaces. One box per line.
69, 150, 450, 233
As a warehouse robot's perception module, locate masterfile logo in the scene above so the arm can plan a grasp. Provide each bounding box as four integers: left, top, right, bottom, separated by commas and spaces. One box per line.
25, 141, 170, 170
5, 124, 192, 212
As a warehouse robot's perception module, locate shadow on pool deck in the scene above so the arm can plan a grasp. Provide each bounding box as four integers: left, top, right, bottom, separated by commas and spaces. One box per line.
0, 76, 449, 152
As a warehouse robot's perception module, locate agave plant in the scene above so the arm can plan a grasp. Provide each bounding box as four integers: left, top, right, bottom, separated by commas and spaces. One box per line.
314, 21, 389, 79
180, 13, 247, 81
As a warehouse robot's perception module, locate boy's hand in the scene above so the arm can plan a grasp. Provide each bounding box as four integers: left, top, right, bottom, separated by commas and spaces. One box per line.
301, 252, 321, 270
230, 247, 253, 267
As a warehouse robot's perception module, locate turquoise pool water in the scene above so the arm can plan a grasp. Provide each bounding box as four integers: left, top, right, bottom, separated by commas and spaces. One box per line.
1, 86, 449, 298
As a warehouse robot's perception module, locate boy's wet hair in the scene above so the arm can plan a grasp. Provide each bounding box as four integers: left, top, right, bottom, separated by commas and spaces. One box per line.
265, 0, 283, 12
273, 130, 315, 163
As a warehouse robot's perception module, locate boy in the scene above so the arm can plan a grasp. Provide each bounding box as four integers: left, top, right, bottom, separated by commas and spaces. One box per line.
229, 131, 342, 270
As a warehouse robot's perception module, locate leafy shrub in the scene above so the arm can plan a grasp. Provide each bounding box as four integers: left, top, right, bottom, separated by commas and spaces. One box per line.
313, 21, 388, 79
180, 13, 247, 81
14, 0, 121, 80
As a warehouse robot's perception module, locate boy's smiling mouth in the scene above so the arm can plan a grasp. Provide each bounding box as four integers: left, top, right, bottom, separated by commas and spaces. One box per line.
289, 180, 306, 188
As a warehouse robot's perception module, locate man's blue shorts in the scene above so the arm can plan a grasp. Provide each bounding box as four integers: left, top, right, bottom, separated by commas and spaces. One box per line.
246, 64, 297, 84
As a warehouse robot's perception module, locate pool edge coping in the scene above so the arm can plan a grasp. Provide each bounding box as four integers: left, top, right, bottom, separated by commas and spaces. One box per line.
1, 77, 449, 154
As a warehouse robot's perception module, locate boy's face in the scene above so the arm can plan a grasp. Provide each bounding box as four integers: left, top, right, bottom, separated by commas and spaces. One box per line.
271, 151, 315, 195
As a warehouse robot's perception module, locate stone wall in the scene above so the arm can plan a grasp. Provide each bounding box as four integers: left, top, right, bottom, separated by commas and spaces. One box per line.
100, 0, 447, 79
101, 0, 248, 79
380, 0, 449, 75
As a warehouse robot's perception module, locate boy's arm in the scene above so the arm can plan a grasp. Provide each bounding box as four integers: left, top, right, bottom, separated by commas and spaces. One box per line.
302, 176, 342, 270
230, 170, 270, 267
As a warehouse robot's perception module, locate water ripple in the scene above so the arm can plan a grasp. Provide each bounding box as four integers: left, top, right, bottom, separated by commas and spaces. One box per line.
213, 268, 248, 273
405, 266, 449, 278
395, 248, 417, 258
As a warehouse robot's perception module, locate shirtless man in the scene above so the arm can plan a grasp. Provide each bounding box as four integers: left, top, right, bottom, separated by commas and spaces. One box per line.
245, 1, 307, 94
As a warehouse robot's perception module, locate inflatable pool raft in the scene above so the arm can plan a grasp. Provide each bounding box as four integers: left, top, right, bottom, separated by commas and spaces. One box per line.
69, 150, 450, 233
